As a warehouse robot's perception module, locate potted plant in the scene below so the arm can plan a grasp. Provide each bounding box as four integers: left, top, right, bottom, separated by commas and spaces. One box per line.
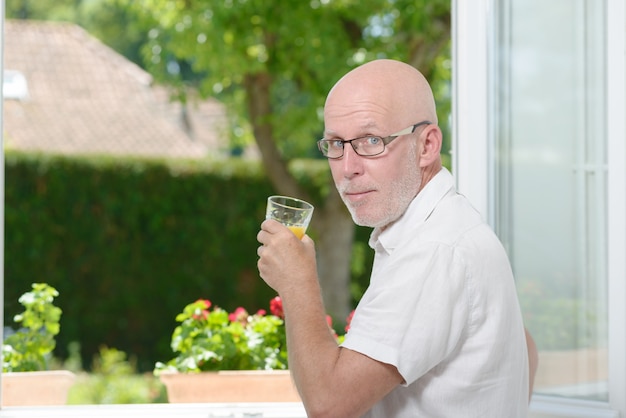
155, 296, 312, 403
2, 283, 76, 406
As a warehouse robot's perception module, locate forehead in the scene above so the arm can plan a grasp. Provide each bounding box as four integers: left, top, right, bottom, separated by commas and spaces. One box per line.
323, 72, 411, 138
323, 100, 398, 139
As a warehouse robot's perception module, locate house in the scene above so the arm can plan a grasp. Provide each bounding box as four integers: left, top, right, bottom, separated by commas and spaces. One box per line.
3, 19, 231, 159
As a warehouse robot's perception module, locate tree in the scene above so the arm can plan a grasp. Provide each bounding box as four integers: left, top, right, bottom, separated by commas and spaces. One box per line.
120, 0, 451, 323
5, 0, 149, 67
5, 0, 82, 21
8, 0, 451, 322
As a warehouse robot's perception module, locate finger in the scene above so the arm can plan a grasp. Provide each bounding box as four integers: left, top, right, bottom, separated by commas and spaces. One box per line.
261, 218, 282, 231
257, 229, 266, 245
301, 234, 316, 249
258, 220, 282, 244
264, 219, 298, 238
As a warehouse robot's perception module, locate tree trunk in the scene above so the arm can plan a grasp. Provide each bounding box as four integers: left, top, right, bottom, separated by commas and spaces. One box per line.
245, 72, 353, 321
244, 73, 305, 200
312, 189, 355, 324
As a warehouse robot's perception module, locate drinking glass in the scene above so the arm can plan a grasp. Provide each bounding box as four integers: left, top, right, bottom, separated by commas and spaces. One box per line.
266, 196, 314, 239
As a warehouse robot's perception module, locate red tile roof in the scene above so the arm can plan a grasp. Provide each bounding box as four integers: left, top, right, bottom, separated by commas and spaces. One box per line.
3, 19, 230, 159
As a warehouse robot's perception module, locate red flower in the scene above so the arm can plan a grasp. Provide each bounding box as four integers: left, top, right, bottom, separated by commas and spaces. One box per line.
229, 307, 249, 323
345, 310, 355, 332
196, 299, 212, 309
192, 299, 212, 320
256, 309, 267, 316
269, 296, 284, 318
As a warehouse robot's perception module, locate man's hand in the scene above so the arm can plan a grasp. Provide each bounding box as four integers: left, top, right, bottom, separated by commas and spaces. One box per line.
257, 219, 317, 294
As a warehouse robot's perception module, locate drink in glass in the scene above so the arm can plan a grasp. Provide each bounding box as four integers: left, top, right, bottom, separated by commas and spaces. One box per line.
266, 196, 314, 239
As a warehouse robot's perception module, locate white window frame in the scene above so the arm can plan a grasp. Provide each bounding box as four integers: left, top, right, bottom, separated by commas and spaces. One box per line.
606, 0, 626, 414
451, 0, 626, 416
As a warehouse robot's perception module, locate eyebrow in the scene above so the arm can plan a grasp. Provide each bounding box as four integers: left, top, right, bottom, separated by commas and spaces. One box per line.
324, 122, 380, 139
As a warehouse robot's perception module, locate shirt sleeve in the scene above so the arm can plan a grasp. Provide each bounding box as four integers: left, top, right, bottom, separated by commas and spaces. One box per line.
341, 241, 470, 386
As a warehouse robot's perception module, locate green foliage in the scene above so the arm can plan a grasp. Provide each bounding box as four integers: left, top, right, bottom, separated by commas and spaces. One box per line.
4, 151, 341, 372
2, 283, 62, 372
38, 0, 451, 159
118, 0, 451, 158
6, 0, 146, 66
6, 0, 455, 370
7, 1, 452, 158
154, 298, 288, 374
5, 0, 80, 21
6, 0, 453, 334
67, 346, 166, 404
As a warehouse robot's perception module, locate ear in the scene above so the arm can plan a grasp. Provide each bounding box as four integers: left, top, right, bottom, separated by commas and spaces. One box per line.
418, 125, 443, 168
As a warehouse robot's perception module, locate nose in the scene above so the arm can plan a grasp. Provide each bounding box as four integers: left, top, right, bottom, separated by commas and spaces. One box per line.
339, 143, 364, 179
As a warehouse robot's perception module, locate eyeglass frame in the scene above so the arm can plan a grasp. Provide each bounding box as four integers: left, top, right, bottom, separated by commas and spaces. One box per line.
317, 120, 432, 159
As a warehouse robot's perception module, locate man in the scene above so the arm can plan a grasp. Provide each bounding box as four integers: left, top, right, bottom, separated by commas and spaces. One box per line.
257, 59, 531, 417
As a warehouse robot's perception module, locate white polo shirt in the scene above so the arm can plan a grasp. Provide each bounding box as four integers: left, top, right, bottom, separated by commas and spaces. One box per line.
341, 168, 529, 417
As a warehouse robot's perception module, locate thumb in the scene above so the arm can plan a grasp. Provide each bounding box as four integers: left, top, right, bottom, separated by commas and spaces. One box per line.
301, 233, 315, 248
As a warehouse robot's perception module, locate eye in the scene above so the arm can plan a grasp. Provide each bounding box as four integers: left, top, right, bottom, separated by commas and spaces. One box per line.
365, 136, 382, 146
329, 140, 344, 149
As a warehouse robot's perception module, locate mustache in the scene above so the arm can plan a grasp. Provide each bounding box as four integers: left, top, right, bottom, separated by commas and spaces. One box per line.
336, 180, 376, 195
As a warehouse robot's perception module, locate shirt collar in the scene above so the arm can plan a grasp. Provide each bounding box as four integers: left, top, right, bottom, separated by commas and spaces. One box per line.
369, 167, 455, 252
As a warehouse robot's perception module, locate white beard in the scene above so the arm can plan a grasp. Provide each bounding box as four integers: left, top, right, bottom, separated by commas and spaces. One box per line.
337, 143, 422, 229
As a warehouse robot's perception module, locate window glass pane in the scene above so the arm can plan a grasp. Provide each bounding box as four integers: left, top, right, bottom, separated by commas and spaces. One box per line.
494, 0, 608, 401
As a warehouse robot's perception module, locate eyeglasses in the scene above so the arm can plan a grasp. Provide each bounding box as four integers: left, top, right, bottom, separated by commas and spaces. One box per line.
317, 121, 431, 159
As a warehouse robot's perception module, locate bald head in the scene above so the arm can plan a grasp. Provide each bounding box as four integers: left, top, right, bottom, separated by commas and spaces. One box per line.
325, 59, 438, 128
323, 59, 444, 215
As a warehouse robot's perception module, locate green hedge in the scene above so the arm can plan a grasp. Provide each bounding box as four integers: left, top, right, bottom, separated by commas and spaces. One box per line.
5, 152, 352, 371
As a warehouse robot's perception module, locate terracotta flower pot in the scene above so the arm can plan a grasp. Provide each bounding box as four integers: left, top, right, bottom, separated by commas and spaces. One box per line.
159, 370, 301, 403
2, 370, 76, 406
